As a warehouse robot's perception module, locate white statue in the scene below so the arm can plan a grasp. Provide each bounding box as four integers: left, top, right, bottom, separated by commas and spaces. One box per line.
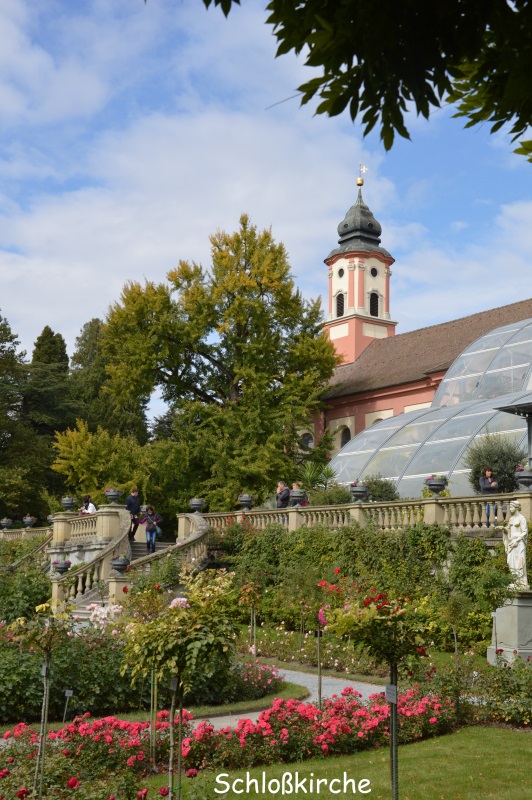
502, 500, 529, 590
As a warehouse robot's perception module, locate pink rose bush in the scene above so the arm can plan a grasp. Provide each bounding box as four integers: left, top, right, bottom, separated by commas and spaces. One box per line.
181, 685, 454, 773
0, 688, 454, 794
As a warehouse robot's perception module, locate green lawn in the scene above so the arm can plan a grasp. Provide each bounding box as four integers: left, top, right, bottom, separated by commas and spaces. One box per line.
85, 680, 309, 724
146, 726, 532, 799
0, 681, 308, 735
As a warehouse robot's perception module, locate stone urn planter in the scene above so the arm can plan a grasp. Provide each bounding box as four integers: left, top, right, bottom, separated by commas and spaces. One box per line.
350, 483, 370, 503
110, 555, 130, 575
424, 477, 448, 496
237, 493, 254, 511
23, 515, 36, 528
0, 517, 12, 530
289, 488, 307, 507
190, 497, 206, 514
105, 488, 122, 505
53, 560, 71, 575
61, 496, 77, 511
514, 469, 532, 491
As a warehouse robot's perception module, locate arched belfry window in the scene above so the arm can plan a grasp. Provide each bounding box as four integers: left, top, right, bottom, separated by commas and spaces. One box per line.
369, 292, 379, 317
340, 427, 351, 448
336, 293, 345, 318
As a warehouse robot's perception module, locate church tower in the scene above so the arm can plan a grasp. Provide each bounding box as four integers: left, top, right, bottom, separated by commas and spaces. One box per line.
324, 175, 396, 364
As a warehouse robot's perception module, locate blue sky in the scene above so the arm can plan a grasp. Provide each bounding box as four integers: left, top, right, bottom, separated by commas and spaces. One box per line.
1, 0, 531, 362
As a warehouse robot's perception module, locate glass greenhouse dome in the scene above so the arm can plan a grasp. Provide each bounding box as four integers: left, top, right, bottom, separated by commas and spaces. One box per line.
329, 318, 532, 497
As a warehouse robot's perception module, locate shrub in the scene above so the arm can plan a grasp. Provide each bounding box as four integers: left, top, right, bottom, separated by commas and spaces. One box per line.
307, 485, 352, 506
183, 661, 283, 706
0, 623, 139, 723
408, 652, 532, 728
0, 714, 173, 798
236, 623, 387, 677
462, 431, 526, 494
129, 543, 183, 589
363, 474, 399, 502
0, 537, 49, 566
0, 563, 51, 624
448, 535, 511, 612
478, 655, 532, 726
230, 522, 455, 625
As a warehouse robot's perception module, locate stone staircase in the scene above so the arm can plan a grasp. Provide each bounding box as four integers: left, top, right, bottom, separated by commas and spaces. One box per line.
129, 539, 169, 560
71, 540, 172, 622
55, 513, 211, 622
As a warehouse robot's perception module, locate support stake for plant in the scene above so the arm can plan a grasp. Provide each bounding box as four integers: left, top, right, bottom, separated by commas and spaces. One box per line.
168, 676, 178, 800
33, 658, 51, 799
389, 662, 398, 800
149, 665, 158, 767
176, 689, 184, 800
317, 621, 322, 710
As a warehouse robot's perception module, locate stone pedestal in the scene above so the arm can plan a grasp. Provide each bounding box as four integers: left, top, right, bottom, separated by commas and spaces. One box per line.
423, 498, 445, 525
177, 514, 192, 539
107, 573, 131, 603
52, 512, 77, 544
94, 506, 123, 539
487, 590, 532, 664
348, 504, 366, 526
51, 577, 65, 605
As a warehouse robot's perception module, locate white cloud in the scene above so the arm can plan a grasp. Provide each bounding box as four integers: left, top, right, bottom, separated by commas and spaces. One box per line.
0, 0, 532, 370
450, 220, 469, 232
0, 104, 372, 352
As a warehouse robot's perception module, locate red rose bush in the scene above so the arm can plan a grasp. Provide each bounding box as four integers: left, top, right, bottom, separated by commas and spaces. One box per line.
0, 710, 192, 799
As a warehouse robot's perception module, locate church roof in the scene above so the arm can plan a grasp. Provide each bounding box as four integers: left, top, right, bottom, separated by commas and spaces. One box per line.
327, 183, 392, 260
326, 297, 532, 399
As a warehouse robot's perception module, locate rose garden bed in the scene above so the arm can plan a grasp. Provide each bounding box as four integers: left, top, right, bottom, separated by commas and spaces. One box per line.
0, 685, 455, 798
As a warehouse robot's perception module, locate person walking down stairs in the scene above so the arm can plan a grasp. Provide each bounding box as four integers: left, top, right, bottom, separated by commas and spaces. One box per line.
125, 488, 141, 542
140, 506, 162, 554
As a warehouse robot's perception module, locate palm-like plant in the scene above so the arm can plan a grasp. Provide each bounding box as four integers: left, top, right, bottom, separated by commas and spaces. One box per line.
298, 463, 337, 491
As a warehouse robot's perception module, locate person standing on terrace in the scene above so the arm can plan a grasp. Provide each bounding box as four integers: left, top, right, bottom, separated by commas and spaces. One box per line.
479, 467, 498, 528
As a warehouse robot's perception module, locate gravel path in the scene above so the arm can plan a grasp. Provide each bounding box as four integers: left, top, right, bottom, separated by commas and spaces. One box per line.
203, 669, 384, 730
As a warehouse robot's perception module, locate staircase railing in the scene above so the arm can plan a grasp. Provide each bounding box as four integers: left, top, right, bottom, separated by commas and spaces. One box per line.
1, 532, 53, 575
51, 519, 131, 605
129, 515, 212, 577
53, 512, 213, 604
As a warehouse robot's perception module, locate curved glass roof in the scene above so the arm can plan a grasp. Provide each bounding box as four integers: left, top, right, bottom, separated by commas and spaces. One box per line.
330, 318, 532, 497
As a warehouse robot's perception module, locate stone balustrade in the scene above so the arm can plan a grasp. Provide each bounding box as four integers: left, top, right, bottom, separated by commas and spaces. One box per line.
51, 510, 212, 606
51, 506, 127, 546
0, 525, 51, 542
51, 520, 132, 605
177, 492, 532, 539
50, 506, 132, 605
68, 514, 99, 541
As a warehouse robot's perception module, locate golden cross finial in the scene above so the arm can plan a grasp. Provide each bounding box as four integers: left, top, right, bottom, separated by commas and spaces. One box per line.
357, 163, 368, 186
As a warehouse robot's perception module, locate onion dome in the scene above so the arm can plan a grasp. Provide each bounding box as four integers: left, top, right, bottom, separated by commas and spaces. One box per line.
328, 177, 391, 258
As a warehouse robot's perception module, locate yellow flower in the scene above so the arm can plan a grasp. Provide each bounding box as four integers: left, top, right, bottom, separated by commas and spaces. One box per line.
35, 603, 50, 613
